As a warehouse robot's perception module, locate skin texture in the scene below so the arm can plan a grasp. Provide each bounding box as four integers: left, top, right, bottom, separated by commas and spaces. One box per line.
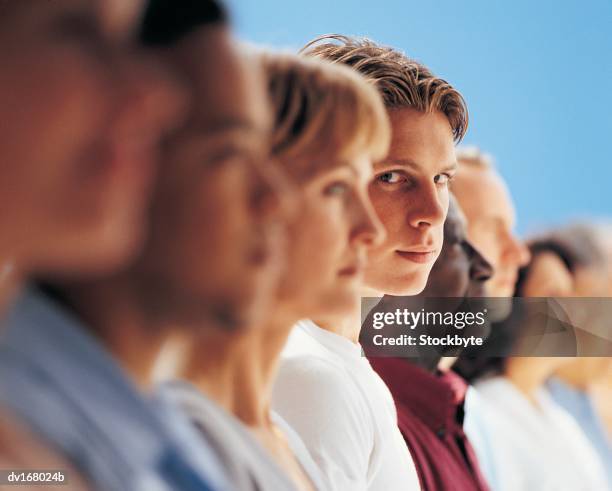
363, 108, 457, 296
0, 0, 186, 278
451, 164, 530, 297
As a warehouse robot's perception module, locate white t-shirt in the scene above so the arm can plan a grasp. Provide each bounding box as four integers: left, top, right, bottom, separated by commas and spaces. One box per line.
157, 381, 327, 491
465, 376, 609, 491
272, 320, 421, 491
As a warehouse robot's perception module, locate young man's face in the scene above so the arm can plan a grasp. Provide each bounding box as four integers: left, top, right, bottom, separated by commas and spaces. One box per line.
451, 166, 530, 297
363, 108, 456, 295
0, 0, 185, 275
138, 28, 290, 330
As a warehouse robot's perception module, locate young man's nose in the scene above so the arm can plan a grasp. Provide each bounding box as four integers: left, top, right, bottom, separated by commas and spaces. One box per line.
407, 185, 446, 230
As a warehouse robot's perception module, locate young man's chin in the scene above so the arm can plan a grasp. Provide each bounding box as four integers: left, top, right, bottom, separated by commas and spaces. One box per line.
392, 280, 429, 297
364, 271, 430, 297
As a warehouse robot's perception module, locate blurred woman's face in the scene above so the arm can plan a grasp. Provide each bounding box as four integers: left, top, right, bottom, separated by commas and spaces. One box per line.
0, 0, 185, 277
277, 150, 385, 321
136, 31, 291, 331
521, 252, 574, 297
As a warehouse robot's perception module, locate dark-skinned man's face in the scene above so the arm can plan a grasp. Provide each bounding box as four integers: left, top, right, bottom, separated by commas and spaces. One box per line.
420, 195, 492, 298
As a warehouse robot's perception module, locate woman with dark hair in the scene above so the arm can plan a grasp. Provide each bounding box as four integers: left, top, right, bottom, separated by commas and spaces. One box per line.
461, 228, 608, 491
515, 224, 606, 298
530, 225, 612, 489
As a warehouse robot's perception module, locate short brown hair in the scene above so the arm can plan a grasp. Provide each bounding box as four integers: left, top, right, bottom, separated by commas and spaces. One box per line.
301, 34, 468, 143
260, 51, 390, 173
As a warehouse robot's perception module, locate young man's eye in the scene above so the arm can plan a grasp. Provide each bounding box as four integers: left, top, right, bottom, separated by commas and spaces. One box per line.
434, 173, 452, 185
377, 171, 404, 184
323, 182, 348, 196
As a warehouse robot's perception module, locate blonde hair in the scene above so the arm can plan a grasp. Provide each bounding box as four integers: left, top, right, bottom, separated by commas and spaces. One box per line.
301, 34, 468, 143
260, 51, 390, 173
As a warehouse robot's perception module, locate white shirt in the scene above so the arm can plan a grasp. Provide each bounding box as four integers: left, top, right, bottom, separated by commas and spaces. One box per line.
158, 381, 328, 491
465, 376, 609, 491
272, 320, 421, 491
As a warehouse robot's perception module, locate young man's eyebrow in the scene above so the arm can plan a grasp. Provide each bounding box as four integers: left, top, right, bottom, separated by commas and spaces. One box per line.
373, 158, 419, 170
374, 158, 459, 173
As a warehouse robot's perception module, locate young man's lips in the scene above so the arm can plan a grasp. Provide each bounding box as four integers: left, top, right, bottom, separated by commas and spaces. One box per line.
395, 250, 437, 264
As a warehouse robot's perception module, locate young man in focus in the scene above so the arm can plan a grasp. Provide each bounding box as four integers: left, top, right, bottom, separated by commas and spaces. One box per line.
368, 196, 493, 491
273, 35, 468, 490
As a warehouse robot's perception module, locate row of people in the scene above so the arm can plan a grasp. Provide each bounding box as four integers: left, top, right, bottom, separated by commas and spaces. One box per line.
0, 1, 610, 490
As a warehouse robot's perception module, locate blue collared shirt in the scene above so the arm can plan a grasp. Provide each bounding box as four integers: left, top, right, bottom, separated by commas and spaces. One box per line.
547, 377, 612, 488
0, 289, 231, 491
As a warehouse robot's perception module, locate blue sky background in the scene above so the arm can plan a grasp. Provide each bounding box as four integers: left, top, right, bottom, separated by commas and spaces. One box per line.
227, 0, 611, 235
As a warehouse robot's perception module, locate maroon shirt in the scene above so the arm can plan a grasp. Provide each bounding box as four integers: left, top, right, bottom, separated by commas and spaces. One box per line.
369, 357, 490, 491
